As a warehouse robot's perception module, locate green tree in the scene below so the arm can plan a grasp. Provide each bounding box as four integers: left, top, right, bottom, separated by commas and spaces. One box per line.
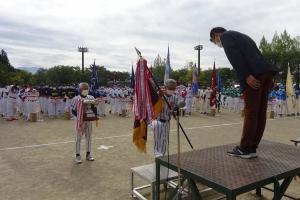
259, 30, 300, 82
153, 54, 166, 85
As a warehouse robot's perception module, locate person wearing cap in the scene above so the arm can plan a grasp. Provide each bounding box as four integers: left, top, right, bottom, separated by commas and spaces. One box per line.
152, 79, 178, 157
71, 82, 98, 164
210, 27, 278, 158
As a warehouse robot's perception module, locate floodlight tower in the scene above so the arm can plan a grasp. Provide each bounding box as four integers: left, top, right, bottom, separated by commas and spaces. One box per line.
194, 44, 203, 76
78, 46, 88, 73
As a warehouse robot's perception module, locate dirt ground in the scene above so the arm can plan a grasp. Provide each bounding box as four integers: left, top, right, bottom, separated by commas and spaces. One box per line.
0, 109, 299, 200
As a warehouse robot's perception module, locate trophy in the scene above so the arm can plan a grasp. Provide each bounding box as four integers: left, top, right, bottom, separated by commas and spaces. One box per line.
83, 97, 98, 121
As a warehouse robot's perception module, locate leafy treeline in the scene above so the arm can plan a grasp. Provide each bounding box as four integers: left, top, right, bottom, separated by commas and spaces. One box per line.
259, 30, 300, 83
33, 66, 130, 86
152, 54, 237, 87
1, 30, 299, 87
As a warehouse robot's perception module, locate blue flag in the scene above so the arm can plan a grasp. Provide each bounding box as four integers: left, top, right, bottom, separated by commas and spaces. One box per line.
164, 45, 171, 83
217, 68, 222, 93
131, 64, 135, 89
90, 60, 99, 94
192, 63, 199, 95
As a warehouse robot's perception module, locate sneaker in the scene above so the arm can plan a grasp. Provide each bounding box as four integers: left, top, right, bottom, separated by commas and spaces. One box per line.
75, 155, 82, 164
227, 146, 257, 159
86, 154, 94, 161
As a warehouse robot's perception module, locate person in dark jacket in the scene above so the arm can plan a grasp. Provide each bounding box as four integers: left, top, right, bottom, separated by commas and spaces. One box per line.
210, 27, 278, 158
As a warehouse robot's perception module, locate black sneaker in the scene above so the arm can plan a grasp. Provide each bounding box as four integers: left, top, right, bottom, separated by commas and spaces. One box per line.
227, 146, 257, 159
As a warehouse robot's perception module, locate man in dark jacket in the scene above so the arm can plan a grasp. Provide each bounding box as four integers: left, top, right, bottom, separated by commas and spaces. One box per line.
210, 27, 277, 158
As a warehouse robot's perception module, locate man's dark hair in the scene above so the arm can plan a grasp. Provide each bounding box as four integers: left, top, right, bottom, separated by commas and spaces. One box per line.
210, 27, 227, 42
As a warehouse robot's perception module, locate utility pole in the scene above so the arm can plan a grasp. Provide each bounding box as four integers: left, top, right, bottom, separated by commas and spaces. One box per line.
78, 47, 88, 74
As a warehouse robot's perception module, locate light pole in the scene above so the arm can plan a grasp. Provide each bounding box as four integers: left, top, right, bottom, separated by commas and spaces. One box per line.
78, 47, 88, 74
194, 45, 203, 77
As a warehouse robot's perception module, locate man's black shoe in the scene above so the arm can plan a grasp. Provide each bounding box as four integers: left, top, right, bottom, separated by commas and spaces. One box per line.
227, 146, 257, 159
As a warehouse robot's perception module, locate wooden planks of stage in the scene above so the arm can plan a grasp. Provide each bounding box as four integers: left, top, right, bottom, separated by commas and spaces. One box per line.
155, 140, 300, 200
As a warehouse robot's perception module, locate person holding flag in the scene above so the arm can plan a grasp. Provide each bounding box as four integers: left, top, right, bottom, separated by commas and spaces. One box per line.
152, 79, 179, 157
133, 49, 164, 153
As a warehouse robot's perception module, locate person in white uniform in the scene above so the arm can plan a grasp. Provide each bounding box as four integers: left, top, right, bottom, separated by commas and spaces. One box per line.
152, 79, 178, 157
71, 82, 98, 164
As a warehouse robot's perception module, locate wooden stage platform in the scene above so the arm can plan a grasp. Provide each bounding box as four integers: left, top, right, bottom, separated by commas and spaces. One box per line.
155, 140, 300, 200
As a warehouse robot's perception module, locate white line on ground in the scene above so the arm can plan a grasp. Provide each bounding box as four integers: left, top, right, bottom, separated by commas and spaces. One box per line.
0, 120, 277, 151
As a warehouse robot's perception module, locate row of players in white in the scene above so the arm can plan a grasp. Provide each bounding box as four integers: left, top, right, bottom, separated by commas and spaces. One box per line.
5, 85, 296, 120
0, 85, 229, 120
0, 85, 205, 119
0, 87, 40, 120
221, 94, 300, 116
0, 87, 134, 120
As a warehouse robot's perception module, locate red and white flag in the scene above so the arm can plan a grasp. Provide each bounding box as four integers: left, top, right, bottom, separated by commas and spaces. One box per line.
76, 98, 85, 134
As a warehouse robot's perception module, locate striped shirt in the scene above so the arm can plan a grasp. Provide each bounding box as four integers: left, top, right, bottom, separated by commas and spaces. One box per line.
158, 94, 178, 121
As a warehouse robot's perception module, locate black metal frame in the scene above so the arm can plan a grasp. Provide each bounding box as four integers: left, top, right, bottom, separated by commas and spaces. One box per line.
155, 152, 300, 200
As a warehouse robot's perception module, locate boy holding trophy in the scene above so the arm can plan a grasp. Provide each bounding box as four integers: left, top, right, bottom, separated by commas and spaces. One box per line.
71, 82, 98, 164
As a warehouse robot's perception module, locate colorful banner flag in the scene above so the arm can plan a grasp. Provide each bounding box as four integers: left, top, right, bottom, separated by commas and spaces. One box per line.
210, 61, 217, 108
164, 46, 171, 83
192, 63, 199, 95
217, 67, 223, 93
133, 58, 163, 152
131, 64, 135, 89
286, 65, 296, 109
90, 60, 99, 93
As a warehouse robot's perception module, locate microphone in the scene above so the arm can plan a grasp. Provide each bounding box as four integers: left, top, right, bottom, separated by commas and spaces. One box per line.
178, 101, 186, 108
173, 101, 186, 112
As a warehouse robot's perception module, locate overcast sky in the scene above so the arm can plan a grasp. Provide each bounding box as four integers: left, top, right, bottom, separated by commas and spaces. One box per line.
0, 0, 299, 72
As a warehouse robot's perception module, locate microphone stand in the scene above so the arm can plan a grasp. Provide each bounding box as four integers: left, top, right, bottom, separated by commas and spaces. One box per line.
175, 107, 183, 200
